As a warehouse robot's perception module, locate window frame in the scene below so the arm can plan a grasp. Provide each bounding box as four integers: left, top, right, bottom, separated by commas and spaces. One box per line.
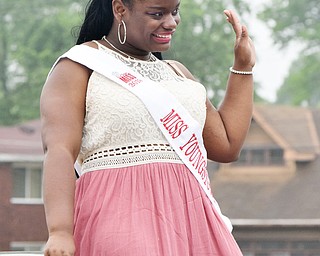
235, 147, 284, 167
10, 162, 43, 205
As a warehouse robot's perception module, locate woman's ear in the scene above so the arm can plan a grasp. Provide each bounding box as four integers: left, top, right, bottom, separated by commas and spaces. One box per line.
112, 0, 127, 22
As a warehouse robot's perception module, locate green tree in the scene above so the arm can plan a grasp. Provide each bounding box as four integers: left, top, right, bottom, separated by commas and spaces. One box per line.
164, 0, 250, 106
277, 52, 320, 106
259, 0, 320, 106
0, 0, 84, 125
0, 0, 252, 125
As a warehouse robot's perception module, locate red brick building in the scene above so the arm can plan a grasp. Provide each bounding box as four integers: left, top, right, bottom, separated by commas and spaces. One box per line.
0, 120, 47, 251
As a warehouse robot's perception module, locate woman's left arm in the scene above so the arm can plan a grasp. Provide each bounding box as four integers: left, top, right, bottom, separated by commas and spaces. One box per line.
203, 9, 255, 162
171, 10, 255, 162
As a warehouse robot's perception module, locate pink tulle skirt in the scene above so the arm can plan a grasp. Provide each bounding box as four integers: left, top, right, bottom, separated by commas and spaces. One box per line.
74, 162, 243, 255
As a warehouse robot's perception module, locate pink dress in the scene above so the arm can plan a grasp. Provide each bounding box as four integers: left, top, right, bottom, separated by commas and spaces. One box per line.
73, 42, 243, 255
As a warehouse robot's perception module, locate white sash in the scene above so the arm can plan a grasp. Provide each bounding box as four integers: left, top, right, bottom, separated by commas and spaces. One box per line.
49, 45, 232, 232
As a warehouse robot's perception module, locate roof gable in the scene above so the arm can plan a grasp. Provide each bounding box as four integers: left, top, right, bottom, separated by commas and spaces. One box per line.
253, 104, 320, 161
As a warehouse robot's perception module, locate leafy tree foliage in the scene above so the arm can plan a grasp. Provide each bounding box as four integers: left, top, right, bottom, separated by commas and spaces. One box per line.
277, 52, 320, 106
165, 0, 250, 106
259, 0, 320, 106
0, 0, 84, 125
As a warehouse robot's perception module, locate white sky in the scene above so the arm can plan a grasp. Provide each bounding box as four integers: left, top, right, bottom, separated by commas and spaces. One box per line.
243, 0, 302, 102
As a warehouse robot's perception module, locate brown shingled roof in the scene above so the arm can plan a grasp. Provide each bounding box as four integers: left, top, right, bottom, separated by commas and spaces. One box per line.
0, 119, 43, 161
212, 157, 320, 220
253, 104, 320, 160
211, 104, 320, 220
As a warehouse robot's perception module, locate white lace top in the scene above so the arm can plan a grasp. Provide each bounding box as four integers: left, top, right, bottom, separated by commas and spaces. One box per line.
78, 42, 207, 174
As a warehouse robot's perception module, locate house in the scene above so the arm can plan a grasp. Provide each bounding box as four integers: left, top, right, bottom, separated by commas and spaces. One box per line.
211, 104, 320, 255
1, 104, 320, 254
0, 120, 46, 251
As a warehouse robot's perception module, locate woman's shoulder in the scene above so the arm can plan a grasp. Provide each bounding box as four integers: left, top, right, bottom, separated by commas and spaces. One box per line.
163, 60, 196, 80
82, 40, 99, 49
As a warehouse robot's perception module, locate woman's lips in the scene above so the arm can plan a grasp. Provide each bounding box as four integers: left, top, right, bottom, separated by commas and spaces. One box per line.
152, 33, 173, 43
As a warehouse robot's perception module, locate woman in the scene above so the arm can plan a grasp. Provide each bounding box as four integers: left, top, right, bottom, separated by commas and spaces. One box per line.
41, 0, 255, 255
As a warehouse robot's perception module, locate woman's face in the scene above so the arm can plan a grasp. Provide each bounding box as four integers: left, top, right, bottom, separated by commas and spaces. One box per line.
123, 0, 181, 54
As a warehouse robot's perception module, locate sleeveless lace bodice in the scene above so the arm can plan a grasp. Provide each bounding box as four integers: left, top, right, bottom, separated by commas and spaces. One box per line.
78, 42, 207, 173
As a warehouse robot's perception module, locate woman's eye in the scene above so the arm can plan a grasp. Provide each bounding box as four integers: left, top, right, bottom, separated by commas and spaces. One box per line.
172, 8, 180, 16
148, 12, 164, 17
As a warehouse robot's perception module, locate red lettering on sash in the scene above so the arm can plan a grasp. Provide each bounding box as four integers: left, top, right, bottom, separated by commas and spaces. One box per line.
118, 72, 136, 83
161, 111, 212, 194
180, 133, 211, 192
179, 133, 197, 151
116, 72, 142, 87
160, 109, 188, 139
189, 148, 201, 162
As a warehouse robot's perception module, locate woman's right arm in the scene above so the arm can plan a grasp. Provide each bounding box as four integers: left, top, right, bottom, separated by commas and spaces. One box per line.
40, 58, 90, 256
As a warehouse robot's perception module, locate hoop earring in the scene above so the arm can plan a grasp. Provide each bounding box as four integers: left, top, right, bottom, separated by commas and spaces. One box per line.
118, 20, 127, 45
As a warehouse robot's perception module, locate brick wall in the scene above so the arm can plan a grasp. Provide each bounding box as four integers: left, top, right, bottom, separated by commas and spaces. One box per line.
0, 163, 47, 251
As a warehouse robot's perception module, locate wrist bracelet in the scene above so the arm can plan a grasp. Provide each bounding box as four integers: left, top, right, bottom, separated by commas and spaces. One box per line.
229, 66, 253, 75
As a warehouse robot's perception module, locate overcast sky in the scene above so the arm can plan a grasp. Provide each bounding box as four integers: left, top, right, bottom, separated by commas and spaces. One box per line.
243, 0, 302, 102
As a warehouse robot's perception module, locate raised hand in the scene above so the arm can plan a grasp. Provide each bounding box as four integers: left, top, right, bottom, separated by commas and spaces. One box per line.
224, 9, 256, 71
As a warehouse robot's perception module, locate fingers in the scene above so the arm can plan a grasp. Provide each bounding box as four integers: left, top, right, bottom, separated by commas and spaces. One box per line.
241, 24, 249, 38
224, 9, 256, 68
224, 9, 247, 40
44, 250, 74, 256
44, 247, 74, 256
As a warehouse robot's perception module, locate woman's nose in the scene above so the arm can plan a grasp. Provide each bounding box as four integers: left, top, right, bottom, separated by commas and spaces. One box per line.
163, 14, 180, 30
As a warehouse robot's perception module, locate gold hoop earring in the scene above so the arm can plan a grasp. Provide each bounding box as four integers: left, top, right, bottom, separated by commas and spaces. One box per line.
118, 20, 127, 45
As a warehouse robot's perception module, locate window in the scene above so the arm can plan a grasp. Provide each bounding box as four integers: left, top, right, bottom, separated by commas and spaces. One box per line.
251, 149, 265, 165
269, 149, 283, 164
11, 163, 43, 204
236, 148, 284, 166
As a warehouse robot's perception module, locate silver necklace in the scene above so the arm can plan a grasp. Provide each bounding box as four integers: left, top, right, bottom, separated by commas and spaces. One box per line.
102, 36, 156, 62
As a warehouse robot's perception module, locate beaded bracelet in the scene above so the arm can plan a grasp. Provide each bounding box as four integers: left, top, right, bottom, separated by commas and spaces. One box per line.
229, 66, 253, 75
